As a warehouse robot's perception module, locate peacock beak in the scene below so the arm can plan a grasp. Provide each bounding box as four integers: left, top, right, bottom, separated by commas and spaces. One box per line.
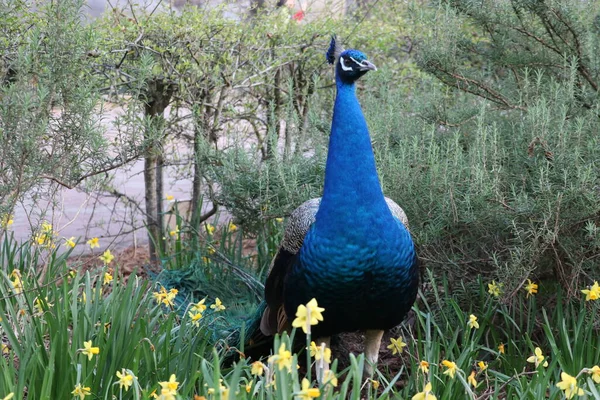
358, 60, 377, 72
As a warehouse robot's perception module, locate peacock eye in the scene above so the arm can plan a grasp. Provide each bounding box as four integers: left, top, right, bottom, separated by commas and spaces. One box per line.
339, 56, 354, 72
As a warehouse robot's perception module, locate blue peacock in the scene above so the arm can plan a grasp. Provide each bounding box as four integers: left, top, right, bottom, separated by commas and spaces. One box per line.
159, 37, 419, 375
252, 36, 419, 374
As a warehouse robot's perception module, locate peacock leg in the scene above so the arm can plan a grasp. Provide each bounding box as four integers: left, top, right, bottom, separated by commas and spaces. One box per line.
314, 336, 331, 384
364, 329, 384, 376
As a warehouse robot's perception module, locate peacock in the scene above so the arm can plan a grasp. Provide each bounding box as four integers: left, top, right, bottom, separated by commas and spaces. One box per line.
157, 36, 419, 377
253, 36, 419, 375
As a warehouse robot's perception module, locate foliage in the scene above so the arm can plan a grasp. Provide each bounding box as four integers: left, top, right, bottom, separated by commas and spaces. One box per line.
384, 0, 600, 292
0, 0, 115, 218
1, 232, 600, 399
418, 0, 600, 113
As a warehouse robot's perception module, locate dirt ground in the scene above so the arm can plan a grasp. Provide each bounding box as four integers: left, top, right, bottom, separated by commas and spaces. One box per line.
69, 244, 153, 279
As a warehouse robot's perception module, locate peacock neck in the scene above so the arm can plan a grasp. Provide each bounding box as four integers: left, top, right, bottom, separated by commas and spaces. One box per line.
314, 78, 392, 236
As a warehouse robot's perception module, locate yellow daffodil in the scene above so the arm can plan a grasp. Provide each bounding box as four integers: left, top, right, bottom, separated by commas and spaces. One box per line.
169, 225, 179, 237
188, 311, 203, 327
587, 365, 600, 383
156, 389, 176, 400
268, 343, 292, 371
498, 343, 505, 354
419, 360, 430, 374
524, 279, 538, 297
222, 387, 231, 398
370, 379, 380, 389
72, 383, 91, 399
205, 223, 215, 235
441, 360, 458, 379
167, 289, 178, 304
79, 288, 97, 305
65, 237, 76, 248
526, 347, 548, 368
80, 340, 100, 361
488, 280, 503, 297
323, 370, 338, 387
103, 272, 113, 285
0, 214, 13, 229
387, 336, 407, 355
478, 361, 488, 372
251, 361, 265, 376
207, 384, 229, 399
2, 344, 10, 354
291, 298, 325, 334
191, 298, 207, 313
556, 372, 584, 399
41, 222, 52, 233
68, 269, 77, 281
309, 341, 332, 363
411, 382, 437, 400
296, 378, 320, 400
245, 383, 252, 393
33, 297, 52, 314
228, 221, 238, 232
87, 237, 100, 249
34, 234, 44, 245
582, 281, 600, 301
158, 374, 179, 396
467, 314, 479, 329
153, 287, 167, 305
468, 370, 478, 387
153, 290, 165, 305
152, 286, 178, 307
34, 224, 55, 247
31, 223, 54, 247
99, 250, 114, 265
166, 194, 175, 201
207, 246, 216, 255
10, 271, 23, 295
210, 297, 226, 311
116, 369, 134, 391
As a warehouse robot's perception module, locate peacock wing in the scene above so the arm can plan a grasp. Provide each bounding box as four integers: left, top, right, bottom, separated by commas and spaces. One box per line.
384, 197, 410, 231
260, 198, 320, 336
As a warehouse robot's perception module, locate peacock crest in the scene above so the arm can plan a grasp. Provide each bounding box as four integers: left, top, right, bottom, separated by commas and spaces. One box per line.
326, 35, 344, 65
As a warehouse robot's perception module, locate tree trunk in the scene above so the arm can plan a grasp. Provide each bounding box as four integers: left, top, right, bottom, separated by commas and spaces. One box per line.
190, 123, 204, 234
144, 150, 160, 264
156, 151, 164, 245
140, 77, 176, 264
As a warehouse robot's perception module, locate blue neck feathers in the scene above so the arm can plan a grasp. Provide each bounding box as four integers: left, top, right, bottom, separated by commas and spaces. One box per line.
314, 76, 393, 236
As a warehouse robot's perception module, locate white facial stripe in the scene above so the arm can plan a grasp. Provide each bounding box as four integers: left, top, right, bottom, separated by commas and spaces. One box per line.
339, 57, 353, 71
350, 56, 368, 69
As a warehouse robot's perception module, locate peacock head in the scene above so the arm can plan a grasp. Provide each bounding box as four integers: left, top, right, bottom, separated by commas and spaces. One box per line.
326, 36, 377, 84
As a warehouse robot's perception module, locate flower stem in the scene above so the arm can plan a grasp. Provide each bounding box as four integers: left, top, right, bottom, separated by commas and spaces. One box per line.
306, 307, 312, 382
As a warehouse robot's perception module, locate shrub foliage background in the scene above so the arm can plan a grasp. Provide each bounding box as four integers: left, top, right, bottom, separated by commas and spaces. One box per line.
2, 0, 597, 289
